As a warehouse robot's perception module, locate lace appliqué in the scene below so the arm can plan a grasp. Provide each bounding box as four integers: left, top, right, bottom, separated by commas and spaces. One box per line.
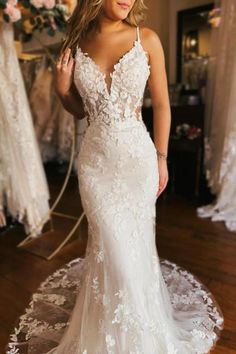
7, 26, 224, 354
74, 40, 150, 128
7, 258, 223, 354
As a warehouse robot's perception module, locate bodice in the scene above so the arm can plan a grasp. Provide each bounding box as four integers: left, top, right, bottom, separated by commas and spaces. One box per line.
74, 27, 150, 127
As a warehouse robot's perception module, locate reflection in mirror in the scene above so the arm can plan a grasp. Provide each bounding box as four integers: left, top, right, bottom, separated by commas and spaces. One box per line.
177, 3, 214, 90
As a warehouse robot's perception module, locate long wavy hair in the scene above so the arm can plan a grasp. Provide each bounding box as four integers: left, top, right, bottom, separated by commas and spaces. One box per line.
61, 0, 147, 54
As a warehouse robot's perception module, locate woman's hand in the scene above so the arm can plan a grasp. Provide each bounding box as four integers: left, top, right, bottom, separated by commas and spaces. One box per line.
157, 159, 169, 198
54, 48, 85, 118
55, 48, 75, 97
0, 211, 6, 227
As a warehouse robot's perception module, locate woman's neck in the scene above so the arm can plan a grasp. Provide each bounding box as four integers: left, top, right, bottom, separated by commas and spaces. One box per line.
97, 15, 124, 34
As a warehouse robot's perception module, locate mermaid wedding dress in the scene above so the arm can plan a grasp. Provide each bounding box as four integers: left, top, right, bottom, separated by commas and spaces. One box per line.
7, 27, 223, 354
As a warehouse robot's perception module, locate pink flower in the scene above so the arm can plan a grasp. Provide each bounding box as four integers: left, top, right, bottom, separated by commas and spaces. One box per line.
4, 3, 21, 22
7, 0, 18, 6
30, 0, 44, 8
43, 0, 55, 9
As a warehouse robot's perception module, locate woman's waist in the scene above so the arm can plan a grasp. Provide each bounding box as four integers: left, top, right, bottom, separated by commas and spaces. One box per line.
86, 116, 147, 133
81, 117, 155, 156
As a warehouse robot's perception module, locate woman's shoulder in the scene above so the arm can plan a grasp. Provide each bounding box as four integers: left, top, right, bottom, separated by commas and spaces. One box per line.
139, 26, 161, 43
138, 26, 164, 54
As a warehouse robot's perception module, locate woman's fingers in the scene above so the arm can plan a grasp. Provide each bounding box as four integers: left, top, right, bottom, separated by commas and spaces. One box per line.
0, 212, 6, 227
157, 177, 168, 197
54, 47, 75, 96
68, 56, 75, 71
56, 54, 62, 68
56, 48, 71, 69
61, 48, 71, 67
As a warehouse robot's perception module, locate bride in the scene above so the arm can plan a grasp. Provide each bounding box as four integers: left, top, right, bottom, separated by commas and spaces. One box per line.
7, 1, 223, 353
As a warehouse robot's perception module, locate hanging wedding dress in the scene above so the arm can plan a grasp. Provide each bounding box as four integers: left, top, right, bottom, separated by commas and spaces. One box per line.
0, 22, 50, 236
7, 26, 223, 354
28, 56, 74, 163
197, 0, 236, 232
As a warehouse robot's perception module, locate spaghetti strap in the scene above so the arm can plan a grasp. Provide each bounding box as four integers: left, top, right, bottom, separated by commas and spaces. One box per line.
136, 26, 140, 43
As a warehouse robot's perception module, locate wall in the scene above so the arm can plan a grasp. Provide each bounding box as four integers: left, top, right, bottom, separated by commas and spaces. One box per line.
144, 0, 170, 77
199, 25, 212, 56
169, 0, 213, 84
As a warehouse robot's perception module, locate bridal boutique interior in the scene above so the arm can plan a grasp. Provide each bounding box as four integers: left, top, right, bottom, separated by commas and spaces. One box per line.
1, 0, 236, 353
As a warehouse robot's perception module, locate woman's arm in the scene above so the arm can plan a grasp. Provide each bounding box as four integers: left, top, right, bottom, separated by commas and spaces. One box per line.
142, 28, 171, 197
55, 48, 85, 119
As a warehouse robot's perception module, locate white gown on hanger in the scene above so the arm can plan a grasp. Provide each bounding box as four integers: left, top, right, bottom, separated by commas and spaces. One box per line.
29, 58, 74, 163
0, 22, 50, 236
7, 26, 223, 354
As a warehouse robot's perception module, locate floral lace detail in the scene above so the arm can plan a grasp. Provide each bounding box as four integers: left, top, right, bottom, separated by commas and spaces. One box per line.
74, 35, 150, 128
196, 1, 236, 232
0, 22, 49, 237
6, 258, 85, 354
7, 258, 223, 354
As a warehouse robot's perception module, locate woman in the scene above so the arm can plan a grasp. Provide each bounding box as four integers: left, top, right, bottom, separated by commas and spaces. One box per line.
7, 1, 223, 353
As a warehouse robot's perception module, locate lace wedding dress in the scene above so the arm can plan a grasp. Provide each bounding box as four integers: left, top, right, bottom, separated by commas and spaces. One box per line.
197, 0, 236, 232
0, 22, 50, 236
7, 27, 223, 354
28, 57, 74, 163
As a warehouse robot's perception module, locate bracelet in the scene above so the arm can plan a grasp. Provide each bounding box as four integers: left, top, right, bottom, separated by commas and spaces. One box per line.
156, 149, 168, 160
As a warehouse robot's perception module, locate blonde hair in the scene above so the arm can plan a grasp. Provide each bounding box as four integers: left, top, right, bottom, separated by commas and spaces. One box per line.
61, 0, 147, 54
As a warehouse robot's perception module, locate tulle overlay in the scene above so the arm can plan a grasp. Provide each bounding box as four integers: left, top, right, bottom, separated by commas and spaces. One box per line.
7, 26, 224, 353
7, 257, 223, 354
0, 22, 50, 236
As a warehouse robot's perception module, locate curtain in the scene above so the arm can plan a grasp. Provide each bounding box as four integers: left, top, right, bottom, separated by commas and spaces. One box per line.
197, 0, 236, 232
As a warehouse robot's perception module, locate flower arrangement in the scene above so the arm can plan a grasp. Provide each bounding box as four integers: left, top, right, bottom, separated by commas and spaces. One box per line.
208, 7, 221, 28
0, 0, 69, 41
175, 123, 202, 140
0, 0, 21, 22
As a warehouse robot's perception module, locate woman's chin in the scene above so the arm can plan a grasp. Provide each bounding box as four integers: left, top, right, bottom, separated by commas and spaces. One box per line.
111, 12, 130, 21
117, 8, 130, 16
106, 6, 131, 21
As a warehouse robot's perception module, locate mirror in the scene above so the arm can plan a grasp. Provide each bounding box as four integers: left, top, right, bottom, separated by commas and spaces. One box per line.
176, 3, 214, 88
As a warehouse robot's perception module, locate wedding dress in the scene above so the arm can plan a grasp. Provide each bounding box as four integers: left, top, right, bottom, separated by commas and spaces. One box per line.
7, 26, 223, 354
197, 0, 236, 232
28, 56, 74, 163
0, 22, 50, 236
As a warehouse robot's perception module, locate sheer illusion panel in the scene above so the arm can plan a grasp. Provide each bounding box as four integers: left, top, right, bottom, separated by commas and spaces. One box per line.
75, 39, 150, 127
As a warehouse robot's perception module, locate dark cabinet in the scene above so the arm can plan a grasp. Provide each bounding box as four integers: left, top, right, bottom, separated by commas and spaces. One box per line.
142, 104, 205, 199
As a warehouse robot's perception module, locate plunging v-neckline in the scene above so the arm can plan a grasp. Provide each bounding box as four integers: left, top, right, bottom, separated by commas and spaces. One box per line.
77, 40, 140, 97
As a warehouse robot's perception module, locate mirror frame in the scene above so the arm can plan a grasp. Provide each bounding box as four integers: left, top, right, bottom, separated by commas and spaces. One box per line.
176, 3, 214, 83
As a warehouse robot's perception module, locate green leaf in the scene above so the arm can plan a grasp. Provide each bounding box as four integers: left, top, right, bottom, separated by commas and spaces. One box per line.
31, 6, 38, 13
0, 0, 7, 10
23, 0, 30, 8
36, 16, 42, 25
47, 27, 55, 36
29, 17, 36, 25
3, 13, 9, 22
14, 19, 24, 30
21, 33, 33, 42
